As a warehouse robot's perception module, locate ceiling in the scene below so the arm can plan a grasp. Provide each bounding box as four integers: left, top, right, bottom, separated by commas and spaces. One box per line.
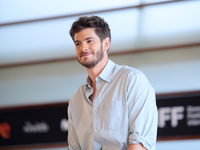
0, 0, 200, 67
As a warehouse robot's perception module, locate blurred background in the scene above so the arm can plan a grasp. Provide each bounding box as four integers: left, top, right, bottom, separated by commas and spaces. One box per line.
0, 0, 200, 149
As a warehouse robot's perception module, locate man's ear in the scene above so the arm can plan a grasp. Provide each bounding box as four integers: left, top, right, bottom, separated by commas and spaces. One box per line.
103, 37, 110, 52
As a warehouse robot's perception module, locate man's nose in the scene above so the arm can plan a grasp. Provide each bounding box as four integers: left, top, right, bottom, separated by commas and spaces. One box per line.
81, 43, 88, 51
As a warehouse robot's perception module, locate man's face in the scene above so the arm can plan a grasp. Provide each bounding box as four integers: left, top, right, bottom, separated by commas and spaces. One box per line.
74, 28, 105, 68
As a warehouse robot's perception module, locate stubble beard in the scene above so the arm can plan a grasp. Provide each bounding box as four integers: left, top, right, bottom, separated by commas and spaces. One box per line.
77, 45, 104, 69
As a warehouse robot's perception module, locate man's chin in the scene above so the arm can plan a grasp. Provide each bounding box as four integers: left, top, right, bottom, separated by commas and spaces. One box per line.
80, 61, 97, 68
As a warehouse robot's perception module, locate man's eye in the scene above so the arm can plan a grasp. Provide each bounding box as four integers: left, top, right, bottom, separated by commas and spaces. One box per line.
88, 40, 93, 43
75, 43, 80, 46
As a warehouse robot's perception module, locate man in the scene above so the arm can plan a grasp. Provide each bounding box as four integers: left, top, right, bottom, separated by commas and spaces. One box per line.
68, 16, 158, 150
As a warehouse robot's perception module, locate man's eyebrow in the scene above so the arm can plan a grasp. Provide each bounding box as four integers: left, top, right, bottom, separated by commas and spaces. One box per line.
75, 37, 95, 43
74, 40, 80, 43
85, 37, 95, 41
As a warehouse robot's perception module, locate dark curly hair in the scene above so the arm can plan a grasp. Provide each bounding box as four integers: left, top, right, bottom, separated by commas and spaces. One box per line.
69, 16, 111, 43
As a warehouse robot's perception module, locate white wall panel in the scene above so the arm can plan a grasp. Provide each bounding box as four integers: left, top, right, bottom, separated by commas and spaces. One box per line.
139, 0, 200, 48
156, 139, 200, 150
142, 0, 173, 3
0, 0, 140, 23
1, 46, 200, 107
0, 60, 87, 107
0, 18, 75, 64
0, 9, 139, 65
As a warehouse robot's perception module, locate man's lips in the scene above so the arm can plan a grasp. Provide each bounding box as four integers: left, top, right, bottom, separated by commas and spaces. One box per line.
80, 52, 93, 57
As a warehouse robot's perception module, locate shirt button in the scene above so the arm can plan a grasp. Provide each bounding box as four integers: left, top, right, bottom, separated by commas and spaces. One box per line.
102, 146, 106, 149
95, 109, 98, 112
94, 129, 98, 132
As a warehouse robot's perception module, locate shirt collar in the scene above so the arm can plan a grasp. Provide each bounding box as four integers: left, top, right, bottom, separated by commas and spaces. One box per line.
85, 59, 116, 87
98, 59, 116, 83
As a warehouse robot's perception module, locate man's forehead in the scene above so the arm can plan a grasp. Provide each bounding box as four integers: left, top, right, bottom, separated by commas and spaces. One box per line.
74, 28, 98, 41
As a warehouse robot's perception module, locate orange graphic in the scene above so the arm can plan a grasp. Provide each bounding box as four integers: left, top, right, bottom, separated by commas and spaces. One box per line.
0, 122, 11, 139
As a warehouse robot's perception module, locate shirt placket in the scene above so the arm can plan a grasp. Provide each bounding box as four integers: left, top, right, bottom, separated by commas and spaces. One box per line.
93, 77, 100, 136
93, 77, 107, 149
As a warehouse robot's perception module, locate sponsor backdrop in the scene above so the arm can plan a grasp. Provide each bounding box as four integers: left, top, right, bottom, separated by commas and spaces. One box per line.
157, 93, 200, 138
0, 92, 200, 148
0, 104, 68, 148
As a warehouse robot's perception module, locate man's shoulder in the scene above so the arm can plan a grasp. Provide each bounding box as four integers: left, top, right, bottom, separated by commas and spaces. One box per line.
115, 64, 144, 77
69, 84, 85, 103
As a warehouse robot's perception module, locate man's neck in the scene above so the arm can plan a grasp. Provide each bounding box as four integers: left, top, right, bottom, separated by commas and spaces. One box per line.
86, 58, 108, 85
86, 58, 108, 102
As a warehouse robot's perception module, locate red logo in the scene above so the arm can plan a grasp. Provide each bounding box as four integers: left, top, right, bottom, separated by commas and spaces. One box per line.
0, 122, 11, 139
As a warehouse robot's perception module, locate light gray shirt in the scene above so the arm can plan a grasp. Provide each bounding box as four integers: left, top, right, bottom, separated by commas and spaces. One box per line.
68, 59, 158, 150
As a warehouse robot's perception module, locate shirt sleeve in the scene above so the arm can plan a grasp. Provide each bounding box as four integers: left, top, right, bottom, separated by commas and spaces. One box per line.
67, 105, 81, 150
127, 72, 158, 150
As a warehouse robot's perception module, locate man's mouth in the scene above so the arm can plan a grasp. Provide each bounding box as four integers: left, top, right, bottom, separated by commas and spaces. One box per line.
80, 52, 93, 57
